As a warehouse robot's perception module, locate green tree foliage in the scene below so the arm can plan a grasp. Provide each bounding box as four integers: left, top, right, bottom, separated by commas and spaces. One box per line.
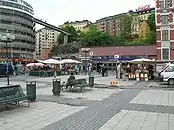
79, 25, 114, 47
57, 25, 78, 44
147, 13, 156, 31
147, 13, 156, 44
50, 42, 82, 57
119, 14, 133, 39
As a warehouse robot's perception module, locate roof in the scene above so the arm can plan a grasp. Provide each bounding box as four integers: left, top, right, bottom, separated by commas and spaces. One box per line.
79, 45, 156, 57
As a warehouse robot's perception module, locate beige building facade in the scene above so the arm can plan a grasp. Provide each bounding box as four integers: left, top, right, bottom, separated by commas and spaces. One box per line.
35, 28, 59, 60
132, 5, 155, 35
63, 20, 92, 31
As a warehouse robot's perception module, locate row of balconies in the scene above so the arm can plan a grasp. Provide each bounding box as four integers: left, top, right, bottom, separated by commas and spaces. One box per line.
0, 15, 33, 27
0, 42, 35, 50
0, 32, 35, 43
0, 23, 34, 34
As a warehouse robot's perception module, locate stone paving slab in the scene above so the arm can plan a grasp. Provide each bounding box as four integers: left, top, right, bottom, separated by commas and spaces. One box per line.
42, 89, 140, 130
99, 110, 174, 130
124, 103, 174, 114
35, 87, 123, 101
130, 90, 174, 106
37, 95, 97, 106
0, 102, 86, 130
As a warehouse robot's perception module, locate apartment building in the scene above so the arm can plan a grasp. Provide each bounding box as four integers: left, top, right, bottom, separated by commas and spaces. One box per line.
96, 14, 125, 37
96, 5, 155, 37
63, 20, 92, 31
132, 5, 155, 35
155, 0, 174, 62
35, 28, 59, 60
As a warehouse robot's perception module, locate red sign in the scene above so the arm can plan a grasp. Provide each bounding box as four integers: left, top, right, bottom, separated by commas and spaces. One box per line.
137, 5, 151, 12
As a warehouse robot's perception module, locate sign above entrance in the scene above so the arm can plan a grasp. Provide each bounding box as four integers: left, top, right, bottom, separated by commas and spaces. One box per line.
89, 51, 94, 56
114, 55, 119, 59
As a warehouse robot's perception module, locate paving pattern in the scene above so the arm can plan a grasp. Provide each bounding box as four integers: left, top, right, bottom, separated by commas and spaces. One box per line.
42, 90, 140, 130
130, 90, 174, 106
2, 74, 174, 130
99, 110, 174, 130
0, 102, 86, 130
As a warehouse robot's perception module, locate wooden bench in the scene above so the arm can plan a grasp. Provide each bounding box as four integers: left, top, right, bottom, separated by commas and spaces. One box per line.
66, 79, 88, 92
0, 85, 30, 107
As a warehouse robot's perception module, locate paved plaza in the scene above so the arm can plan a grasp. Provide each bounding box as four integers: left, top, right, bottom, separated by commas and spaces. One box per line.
0, 74, 174, 130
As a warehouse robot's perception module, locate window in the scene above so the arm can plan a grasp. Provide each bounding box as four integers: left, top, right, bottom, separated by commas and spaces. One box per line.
162, 15, 168, 24
166, 66, 174, 72
162, 48, 169, 60
160, 0, 169, 9
160, 1, 164, 9
162, 30, 169, 41
165, 0, 169, 9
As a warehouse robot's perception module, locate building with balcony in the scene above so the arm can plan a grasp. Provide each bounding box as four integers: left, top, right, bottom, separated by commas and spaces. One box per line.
62, 20, 92, 31
35, 27, 59, 60
155, 0, 174, 62
96, 16, 117, 36
132, 5, 155, 35
96, 5, 155, 37
0, 0, 35, 63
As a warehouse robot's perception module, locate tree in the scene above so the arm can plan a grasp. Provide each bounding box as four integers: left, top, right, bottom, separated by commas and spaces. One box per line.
139, 21, 150, 39
147, 13, 156, 44
79, 25, 114, 47
119, 14, 133, 39
147, 13, 155, 31
57, 25, 78, 44
50, 41, 82, 57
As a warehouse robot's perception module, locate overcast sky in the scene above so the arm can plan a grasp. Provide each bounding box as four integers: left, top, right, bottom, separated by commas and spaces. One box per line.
27, 0, 154, 29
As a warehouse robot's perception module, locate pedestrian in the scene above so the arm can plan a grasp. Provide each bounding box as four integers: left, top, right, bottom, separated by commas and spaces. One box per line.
102, 66, 106, 77
117, 63, 121, 79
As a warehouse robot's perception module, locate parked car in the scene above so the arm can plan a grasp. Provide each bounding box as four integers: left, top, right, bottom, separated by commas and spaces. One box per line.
0, 63, 13, 76
162, 64, 174, 85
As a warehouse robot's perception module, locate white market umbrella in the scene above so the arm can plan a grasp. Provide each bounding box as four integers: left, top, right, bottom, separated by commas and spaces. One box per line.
61, 59, 82, 64
131, 58, 155, 64
26, 63, 45, 67
42, 59, 63, 64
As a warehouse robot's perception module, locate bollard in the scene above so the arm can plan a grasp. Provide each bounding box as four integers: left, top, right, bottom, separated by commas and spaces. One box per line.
52, 78, 61, 96
26, 81, 36, 102
136, 73, 140, 81
89, 75, 94, 89
144, 73, 148, 81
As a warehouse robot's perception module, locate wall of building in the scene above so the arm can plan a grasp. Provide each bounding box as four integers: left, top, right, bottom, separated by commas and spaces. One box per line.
96, 5, 155, 37
35, 28, 59, 60
155, 0, 174, 62
63, 20, 92, 31
0, 0, 35, 60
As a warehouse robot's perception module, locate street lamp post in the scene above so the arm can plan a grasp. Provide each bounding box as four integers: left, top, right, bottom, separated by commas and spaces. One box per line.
0, 33, 15, 85
81, 48, 90, 75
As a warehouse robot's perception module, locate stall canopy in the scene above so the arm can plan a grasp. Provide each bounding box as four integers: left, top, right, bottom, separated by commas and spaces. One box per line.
26, 63, 45, 67
41, 59, 63, 64
60, 59, 82, 64
131, 58, 155, 64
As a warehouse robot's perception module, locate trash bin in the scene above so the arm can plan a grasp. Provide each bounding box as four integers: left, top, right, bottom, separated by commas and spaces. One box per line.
52, 78, 61, 96
89, 75, 94, 88
26, 81, 36, 102
105, 71, 108, 77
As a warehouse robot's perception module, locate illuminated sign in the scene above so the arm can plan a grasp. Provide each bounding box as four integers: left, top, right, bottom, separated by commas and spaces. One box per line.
137, 5, 151, 12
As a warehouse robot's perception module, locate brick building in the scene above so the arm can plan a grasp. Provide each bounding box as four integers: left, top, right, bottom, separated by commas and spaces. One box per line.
155, 0, 174, 62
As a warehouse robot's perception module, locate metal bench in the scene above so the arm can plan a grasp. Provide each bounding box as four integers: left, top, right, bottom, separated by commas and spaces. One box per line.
0, 85, 30, 107
66, 79, 88, 92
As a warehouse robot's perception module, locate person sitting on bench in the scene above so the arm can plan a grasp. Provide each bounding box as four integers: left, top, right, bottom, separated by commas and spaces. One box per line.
66, 72, 76, 89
